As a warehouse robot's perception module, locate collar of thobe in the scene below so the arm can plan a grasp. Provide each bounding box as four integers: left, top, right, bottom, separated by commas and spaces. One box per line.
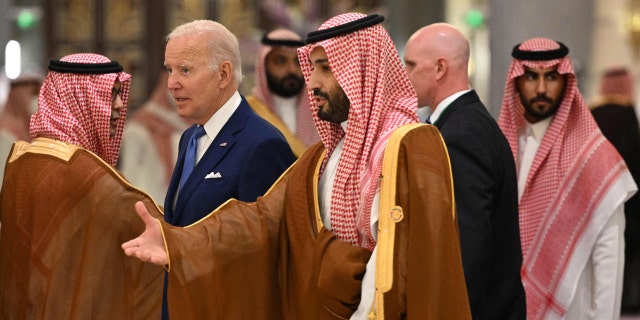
428, 88, 471, 124
318, 120, 348, 229
196, 90, 241, 161
525, 116, 553, 143
340, 120, 348, 133
271, 93, 299, 132
517, 116, 553, 169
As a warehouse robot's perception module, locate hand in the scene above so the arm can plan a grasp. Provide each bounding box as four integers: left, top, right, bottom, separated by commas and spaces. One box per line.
122, 201, 169, 266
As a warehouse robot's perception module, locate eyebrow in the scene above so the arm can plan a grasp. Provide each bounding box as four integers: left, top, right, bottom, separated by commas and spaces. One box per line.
524, 69, 559, 77
311, 58, 329, 65
164, 63, 191, 69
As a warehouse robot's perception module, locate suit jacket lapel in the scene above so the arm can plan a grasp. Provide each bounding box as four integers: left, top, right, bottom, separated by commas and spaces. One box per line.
433, 90, 480, 128
164, 126, 192, 224
173, 99, 251, 218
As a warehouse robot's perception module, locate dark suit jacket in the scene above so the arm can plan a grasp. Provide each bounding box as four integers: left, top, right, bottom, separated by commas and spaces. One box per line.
591, 102, 640, 311
163, 96, 296, 227
433, 90, 526, 320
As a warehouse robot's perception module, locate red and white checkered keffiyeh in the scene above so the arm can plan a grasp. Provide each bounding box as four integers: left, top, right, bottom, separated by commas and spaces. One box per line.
498, 38, 635, 318
251, 28, 319, 147
298, 13, 418, 250
30, 53, 131, 166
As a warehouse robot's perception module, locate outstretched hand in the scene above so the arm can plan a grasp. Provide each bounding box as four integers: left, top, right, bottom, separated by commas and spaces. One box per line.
122, 201, 169, 266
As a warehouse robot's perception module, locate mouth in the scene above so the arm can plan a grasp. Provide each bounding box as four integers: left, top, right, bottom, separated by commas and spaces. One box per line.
531, 97, 552, 108
111, 110, 120, 123
171, 92, 189, 104
314, 96, 327, 107
533, 100, 547, 106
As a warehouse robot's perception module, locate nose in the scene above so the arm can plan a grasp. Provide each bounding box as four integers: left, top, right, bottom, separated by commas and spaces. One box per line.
113, 95, 124, 110
167, 73, 180, 90
286, 61, 302, 76
306, 69, 320, 92
535, 77, 547, 94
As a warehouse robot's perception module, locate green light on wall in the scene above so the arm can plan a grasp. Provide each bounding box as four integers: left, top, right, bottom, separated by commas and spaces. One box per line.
17, 10, 37, 30
465, 10, 485, 29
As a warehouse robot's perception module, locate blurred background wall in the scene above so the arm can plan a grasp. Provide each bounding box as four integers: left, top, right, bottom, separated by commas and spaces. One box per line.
0, 0, 637, 118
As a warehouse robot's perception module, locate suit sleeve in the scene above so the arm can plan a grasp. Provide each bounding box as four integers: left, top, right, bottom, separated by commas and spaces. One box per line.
238, 136, 296, 201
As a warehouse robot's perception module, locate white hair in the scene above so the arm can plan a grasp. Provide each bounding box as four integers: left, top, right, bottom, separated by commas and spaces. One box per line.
167, 20, 243, 84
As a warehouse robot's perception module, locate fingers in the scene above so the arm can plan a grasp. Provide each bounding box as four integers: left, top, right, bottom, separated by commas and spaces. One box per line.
135, 201, 154, 222
149, 256, 168, 266
121, 239, 139, 251
126, 247, 168, 266
122, 241, 153, 259
123, 201, 168, 266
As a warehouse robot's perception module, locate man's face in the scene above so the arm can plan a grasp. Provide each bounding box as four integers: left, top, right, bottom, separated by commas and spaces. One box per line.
265, 47, 305, 98
403, 39, 438, 108
164, 34, 224, 125
110, 79, 123, 138
307, 47, 350, 123
516, 66, 566, 123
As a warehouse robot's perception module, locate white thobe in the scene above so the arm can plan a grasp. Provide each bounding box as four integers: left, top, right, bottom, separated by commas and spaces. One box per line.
317, 121, 379, 320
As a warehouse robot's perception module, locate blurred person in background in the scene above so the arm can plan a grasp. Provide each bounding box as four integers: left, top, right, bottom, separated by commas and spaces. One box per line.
246, 28, 319, 157
119, 72, 190, 204
589, 66, 640, 315
0, 74, 42, 185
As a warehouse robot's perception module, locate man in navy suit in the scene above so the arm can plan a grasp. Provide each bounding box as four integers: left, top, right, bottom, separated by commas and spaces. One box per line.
160, 19, 295, 318
163, 19, 295, 226
404, 23, 526, 319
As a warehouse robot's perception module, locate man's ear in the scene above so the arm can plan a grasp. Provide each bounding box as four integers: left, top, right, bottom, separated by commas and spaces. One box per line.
218, 61, 233, 89
435, 58, 447, 80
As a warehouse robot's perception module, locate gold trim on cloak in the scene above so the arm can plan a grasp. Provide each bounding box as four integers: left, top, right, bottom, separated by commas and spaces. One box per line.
368, 123, 458, 319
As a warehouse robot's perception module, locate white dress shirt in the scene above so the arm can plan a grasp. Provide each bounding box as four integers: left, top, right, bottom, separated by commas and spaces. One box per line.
196, 91, 241, 164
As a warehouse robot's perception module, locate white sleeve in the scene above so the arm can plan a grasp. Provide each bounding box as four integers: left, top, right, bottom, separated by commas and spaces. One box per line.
350, 191, 380, 320
592, 205, 625, 320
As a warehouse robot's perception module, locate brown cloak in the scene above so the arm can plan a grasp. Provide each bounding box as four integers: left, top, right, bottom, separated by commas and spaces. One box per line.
0, 137, 164, 320
159, 124, 470, 319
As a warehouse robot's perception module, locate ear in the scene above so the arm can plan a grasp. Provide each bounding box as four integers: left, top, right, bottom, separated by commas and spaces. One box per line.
218, 61, 233, 89
435, 58, 447, 81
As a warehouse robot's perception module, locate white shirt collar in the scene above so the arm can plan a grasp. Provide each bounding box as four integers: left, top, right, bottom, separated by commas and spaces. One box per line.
428, 89, 471, 124
416, 106, 433, 124
195, 91, 241, 162
525, 116, 553, 142
202, 91, 241, 140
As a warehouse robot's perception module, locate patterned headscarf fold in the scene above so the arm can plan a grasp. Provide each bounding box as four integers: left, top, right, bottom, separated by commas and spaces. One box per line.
251, 28, 318, 147
30, 53, 131, 166
298, 13, 418, 250
498, 38, 633, 319
600, 67, 634, 102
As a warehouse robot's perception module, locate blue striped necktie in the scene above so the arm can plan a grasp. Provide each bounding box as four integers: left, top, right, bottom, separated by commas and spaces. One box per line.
179, 126, 206, 190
